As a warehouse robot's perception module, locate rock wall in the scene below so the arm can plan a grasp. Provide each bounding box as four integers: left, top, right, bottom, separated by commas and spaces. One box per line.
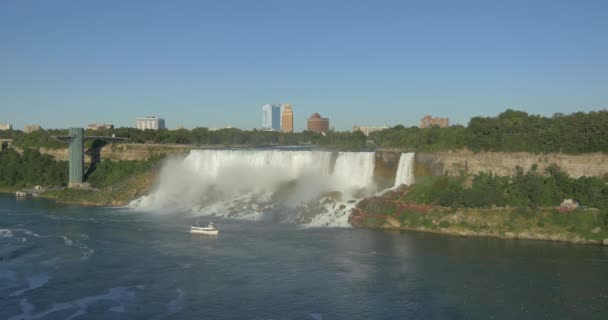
37, 143, 192, 163
33, 145, 608, 179
415, 150, 608, 178
374, 151, 401, 188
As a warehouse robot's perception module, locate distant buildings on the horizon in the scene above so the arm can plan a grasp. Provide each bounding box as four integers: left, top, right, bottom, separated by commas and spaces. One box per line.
87, 124, 114, 130
352, 125, 389, 136
24, 125, 42, 133
307, 113, 330, 133
281, 104, 293, 133
261, 103, 294, 133
262, 104, 282, 131
3, 111, 453, 133
136, 116, 165, 130
420, 115, 449, 128
209, 125, 234, 131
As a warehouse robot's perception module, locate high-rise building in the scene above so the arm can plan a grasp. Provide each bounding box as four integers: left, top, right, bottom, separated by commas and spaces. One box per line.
281, 104, 294, 133
352, 125, 390, 136
0, 123, 12, 131
420, 115, 449, 128
307, 113, 330, 133
136, 116, 165, 130
262, 104, 281, 131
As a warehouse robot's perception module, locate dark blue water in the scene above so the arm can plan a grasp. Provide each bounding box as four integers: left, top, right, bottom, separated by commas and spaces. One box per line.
1, 194, 608, 319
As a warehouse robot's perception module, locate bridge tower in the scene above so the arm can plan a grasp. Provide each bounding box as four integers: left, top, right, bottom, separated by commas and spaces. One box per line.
68, 128, 84, 187
53, 128, 126, 188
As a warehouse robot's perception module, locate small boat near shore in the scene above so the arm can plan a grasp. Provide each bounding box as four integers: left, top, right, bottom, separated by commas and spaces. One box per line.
190, 221, 219, 235
15, 191, 27, 198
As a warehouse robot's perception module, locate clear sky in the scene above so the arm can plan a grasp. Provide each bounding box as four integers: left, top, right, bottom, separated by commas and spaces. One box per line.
1, 0, 607, 131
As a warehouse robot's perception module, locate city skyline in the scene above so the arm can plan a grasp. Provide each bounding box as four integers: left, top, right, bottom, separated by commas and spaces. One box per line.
1, 0, 607, 130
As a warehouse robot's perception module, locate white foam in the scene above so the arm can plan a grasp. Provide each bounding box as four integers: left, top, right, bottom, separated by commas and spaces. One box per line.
1, 228, 14, 238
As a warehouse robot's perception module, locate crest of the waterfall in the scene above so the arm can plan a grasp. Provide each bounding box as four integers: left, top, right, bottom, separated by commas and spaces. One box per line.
394, 152, 416, 187
185, 149, 334, 192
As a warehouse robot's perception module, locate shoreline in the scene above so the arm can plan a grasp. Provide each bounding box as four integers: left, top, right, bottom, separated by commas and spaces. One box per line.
0, 189, 120, 207
3, 189, 607, 247
357, 223, 603, 246
351, 196, 608, 246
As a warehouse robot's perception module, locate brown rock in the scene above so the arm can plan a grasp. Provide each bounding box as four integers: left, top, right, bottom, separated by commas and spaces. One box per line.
385, 216, 401, 227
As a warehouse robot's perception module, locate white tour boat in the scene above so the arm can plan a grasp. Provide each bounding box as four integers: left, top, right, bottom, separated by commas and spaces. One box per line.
190, 221, 219, 235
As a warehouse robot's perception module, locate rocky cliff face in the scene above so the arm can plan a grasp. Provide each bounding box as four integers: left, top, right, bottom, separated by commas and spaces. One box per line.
33, 145, 608, 179
373, 151, 401, 188
415, 150, 608, 178
36, 144, 191, 163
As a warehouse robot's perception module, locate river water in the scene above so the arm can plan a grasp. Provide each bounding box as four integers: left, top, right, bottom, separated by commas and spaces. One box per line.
1, 194, 608, 319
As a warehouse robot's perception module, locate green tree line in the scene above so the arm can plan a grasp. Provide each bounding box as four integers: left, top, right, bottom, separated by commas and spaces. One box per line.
0, 148, 68, 187
85, 156, 163, 189
404, 165, 608, 212
1, 109, 606, 153
371, 109, 608, 153
0, 127, 368, 150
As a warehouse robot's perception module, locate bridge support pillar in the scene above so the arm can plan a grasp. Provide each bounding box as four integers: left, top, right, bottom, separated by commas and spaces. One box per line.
68, 128, 85, 188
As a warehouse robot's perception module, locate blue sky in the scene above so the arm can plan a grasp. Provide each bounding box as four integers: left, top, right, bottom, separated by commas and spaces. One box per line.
1, 0, 607, 131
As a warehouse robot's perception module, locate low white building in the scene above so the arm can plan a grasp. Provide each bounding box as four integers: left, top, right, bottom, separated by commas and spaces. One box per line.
0, 123, 12, 130
352, 125, 390, 136
136, 116, 165, 130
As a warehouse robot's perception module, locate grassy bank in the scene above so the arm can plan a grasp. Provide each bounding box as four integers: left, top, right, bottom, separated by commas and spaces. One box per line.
0, 185, 19, 194
40, 164, 158, 206
351, 191, 608, 245
0, 147, 163, 206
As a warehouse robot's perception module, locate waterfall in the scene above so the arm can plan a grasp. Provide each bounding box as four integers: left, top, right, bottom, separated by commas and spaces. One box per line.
394, 152, 415, 187
131, 149, 378, 226
331, 152, 376, 190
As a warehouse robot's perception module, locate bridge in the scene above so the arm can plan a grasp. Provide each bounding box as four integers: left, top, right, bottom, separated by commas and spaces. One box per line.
53, 128, 126, 188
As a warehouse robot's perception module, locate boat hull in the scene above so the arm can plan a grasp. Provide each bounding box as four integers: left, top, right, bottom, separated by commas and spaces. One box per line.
190, 227, 219, 235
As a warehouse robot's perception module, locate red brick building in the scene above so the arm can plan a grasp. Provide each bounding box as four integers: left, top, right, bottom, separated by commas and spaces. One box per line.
307, 113, 329, 133
419, 115, 449, 128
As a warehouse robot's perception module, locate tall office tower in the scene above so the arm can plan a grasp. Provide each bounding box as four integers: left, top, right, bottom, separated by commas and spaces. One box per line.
281, 104, 294, 133
262, 104, 281, 131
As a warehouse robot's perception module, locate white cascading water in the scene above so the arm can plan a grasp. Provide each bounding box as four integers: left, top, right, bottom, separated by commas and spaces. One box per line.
331, 152, 376, 190
131, 150, 377, 227
394, 152, 416, 187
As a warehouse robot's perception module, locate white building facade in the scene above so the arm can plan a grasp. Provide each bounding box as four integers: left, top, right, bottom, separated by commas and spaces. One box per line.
136, 117, 166, 130
0, 124, 12, 130
352, 125, 390, 136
